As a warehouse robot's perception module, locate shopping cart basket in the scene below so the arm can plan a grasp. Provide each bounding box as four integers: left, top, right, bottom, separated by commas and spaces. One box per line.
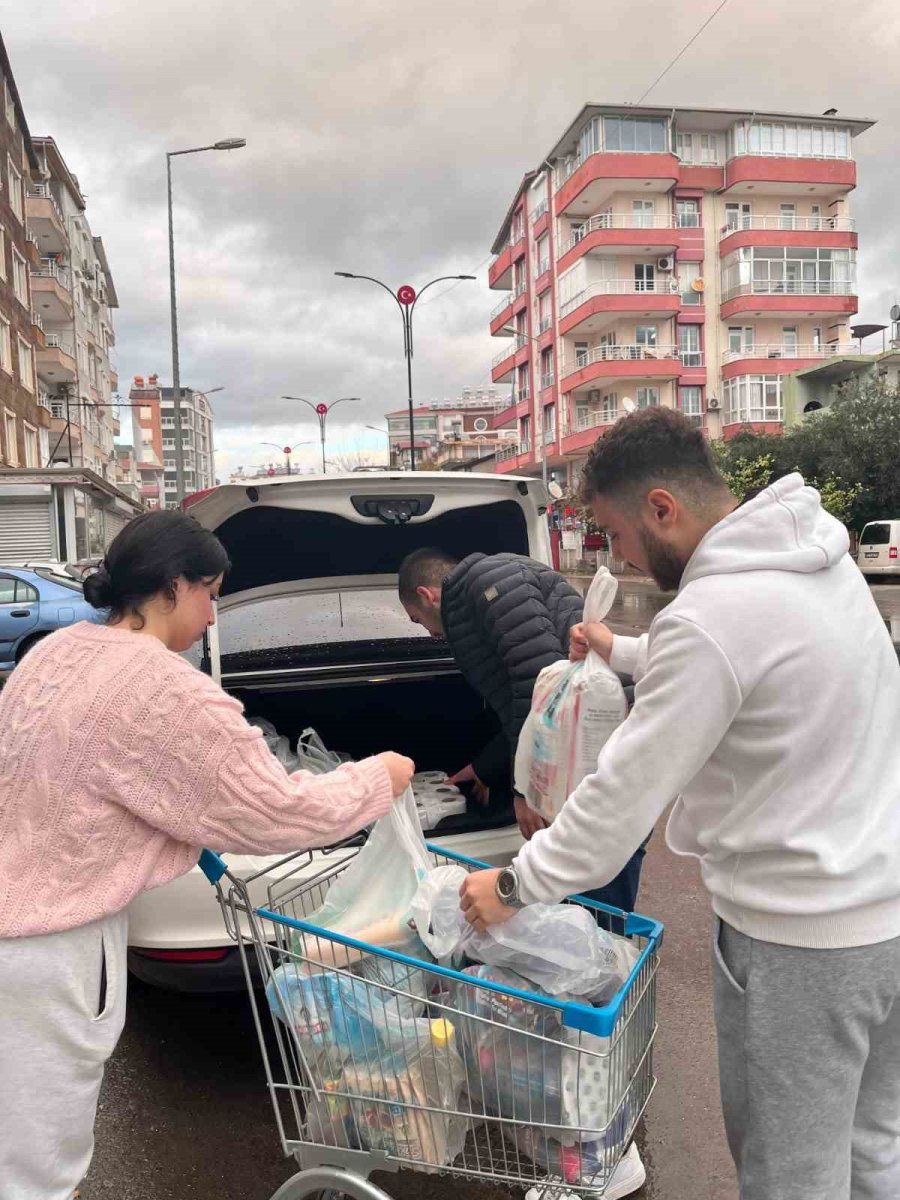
200, 843, 663, 1200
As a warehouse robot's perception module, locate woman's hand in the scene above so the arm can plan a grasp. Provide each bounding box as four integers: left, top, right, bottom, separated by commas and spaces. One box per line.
449, 763, 490, 806
376, 752, 416, 796
514, 795, 547, 840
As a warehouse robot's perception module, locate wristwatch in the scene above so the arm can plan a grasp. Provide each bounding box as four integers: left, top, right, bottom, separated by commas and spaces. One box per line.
495, 866, 525, 909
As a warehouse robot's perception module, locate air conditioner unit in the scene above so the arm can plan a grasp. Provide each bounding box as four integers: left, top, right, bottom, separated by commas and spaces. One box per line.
657, 255, 675, 272
707, 397, 721, 411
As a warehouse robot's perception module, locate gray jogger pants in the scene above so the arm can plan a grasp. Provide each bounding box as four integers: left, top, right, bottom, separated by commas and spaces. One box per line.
0, 910, 128, 1200
713, 917, 900, 1200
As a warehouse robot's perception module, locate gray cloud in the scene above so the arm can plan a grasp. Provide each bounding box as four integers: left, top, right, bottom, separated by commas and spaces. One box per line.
6, 0, 900, 475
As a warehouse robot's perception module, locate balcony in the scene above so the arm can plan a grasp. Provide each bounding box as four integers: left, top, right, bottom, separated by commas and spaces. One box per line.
491, 340, 518, 383
724, 155, 857, 195
720, 279, 858, 321
26, 184, 67, 254
495, 441, 534, 474
31, 262, 73, 322
560, 407, 619, 456
556, 151, 679, 216
557, 212, 680, 273
560, 343, 682, 390
720, 342, 856, 376
541, 370, 555, 392
719, 215, 858, 255
37, 332, 77, 384
24, 228, 41, 266
559, 280, 681, 335
530, 199, 548, 224
489, 234, 527, 290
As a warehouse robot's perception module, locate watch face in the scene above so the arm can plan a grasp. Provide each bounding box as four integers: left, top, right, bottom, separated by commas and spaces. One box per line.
498, 870, 516, 900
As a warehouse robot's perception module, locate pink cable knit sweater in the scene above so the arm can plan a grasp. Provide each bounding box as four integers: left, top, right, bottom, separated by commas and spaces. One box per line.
0, 622, 394, 938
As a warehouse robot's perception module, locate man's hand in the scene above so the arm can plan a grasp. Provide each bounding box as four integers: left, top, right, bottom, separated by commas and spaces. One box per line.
514, 795, 547, 840
449, 763, 489, 806
459, 868, 518, 932
569, 621, 614, 664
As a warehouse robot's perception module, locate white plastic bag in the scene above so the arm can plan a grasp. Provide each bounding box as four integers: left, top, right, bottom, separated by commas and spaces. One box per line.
298, 788, 433, 969
515, 566, 628, 821
295, 727, 347, 775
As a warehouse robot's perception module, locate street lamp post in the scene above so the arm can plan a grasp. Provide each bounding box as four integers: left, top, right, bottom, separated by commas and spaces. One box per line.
335, 271, 476, 471
281, 396, 360, 473
167, 138, 246, 504
260, 441, 312, 476
365, 424, 393, 468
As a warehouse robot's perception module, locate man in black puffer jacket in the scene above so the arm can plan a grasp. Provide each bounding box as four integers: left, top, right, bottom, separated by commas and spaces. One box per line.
398, 547, 645, 917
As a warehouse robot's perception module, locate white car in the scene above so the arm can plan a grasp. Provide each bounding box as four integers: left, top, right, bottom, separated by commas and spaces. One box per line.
857, 519, 900, 580
127, 471, 552, 991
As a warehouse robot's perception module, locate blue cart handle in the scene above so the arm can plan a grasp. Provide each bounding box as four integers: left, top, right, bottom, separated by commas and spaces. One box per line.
198, 848, 228, 884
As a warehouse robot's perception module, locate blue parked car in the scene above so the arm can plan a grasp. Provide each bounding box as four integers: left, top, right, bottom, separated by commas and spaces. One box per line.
0, 565, 103, 671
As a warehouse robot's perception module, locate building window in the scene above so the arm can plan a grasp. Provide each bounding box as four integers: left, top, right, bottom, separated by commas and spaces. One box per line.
3, 409, 17, 464
730, 120, 851, 160
636, 387, 660, 408
679, 324, 701, 365
23, 422, 38, 467
0, 314, 10, 375
0, 229, 5, 282
723, 375, 784, 424
728, 325, 754, 354
4, 78, 14, 130
632, 200, 655, 228
17, 336, 33, 391
721, 246, 855, 300
11, 247, 27, 306
536, 235, 549, 276
725, 202, 752, 231
676, 132, 693, 162
679, 261, 702, 305
676, 198, 700, 228
679, 386, 703, 427
7, 156, 22, 222
603, 115, 667, 153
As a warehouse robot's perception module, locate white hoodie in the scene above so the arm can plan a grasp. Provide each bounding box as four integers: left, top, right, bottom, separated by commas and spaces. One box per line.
514, 474, 900, 949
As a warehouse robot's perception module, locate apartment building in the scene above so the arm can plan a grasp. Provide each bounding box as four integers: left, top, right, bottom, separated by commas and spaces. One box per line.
27, 137, 119, 478
128, 374, 216, 507
487, 105, 873, 487
0, 36, 48, 471
385, 387, 515, 468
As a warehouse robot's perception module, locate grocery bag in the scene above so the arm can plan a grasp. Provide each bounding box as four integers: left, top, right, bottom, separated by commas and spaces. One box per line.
515, 566, 627, 821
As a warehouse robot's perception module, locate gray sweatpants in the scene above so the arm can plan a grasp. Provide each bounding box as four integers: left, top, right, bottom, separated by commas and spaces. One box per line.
713, 918, 900, 1200
0, 910, 128, 1200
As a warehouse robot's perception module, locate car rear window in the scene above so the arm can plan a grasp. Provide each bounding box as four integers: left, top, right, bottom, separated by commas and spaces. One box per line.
861, 523, 892, 546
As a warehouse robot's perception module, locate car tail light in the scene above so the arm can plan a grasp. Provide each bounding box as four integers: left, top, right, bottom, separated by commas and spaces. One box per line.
133, 948, 229, 962
891, 547, 898, 560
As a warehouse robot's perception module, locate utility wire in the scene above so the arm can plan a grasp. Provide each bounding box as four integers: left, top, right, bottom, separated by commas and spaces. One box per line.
635, 0, 732, 104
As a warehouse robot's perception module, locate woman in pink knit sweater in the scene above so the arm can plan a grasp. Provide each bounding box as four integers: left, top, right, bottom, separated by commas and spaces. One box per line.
0, 510, 414, 1200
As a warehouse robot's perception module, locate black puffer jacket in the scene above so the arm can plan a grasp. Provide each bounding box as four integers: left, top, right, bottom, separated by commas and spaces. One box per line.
441, 553, 584, 791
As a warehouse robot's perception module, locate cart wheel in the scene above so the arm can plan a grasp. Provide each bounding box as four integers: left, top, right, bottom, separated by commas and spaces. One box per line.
269, 1167, 393, 1200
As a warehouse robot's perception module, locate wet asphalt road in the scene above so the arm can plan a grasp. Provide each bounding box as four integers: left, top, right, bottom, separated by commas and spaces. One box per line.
81, 581, 900, 1200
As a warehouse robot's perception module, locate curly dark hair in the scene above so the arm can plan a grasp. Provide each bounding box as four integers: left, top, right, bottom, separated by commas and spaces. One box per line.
578, 407, 729, 508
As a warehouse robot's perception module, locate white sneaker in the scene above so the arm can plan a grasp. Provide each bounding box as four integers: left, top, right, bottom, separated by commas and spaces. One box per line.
602, 1143, 646, 1199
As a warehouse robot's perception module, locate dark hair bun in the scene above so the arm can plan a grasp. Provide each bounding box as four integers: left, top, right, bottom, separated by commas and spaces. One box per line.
83, 568, 115, 609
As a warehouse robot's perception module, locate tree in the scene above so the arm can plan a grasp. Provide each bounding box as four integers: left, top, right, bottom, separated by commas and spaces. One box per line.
712, 381, 900, 531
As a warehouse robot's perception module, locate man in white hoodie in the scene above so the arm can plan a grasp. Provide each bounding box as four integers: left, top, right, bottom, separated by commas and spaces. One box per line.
460, 408, 900, 1200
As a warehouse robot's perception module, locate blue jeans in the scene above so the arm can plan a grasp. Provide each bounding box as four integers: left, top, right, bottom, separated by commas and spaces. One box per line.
583, 843, 647, 934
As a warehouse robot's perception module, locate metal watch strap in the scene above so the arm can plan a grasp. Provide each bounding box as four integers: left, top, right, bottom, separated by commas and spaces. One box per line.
496, 866, 525, 909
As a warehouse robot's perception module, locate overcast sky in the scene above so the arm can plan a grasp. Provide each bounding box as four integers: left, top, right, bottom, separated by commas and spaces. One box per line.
6, 0, 899, 478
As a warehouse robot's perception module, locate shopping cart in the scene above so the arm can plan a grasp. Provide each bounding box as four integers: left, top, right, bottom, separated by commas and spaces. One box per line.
200, 843, 663, 1200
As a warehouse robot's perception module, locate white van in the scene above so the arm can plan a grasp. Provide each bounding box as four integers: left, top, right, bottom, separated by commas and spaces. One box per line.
857, 520, 900, 580
127, 472, 555, 991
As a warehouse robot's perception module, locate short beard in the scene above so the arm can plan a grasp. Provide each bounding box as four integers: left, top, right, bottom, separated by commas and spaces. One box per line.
639, 525, 686, 592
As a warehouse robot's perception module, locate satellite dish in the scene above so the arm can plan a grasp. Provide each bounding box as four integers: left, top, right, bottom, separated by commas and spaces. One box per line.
891, 304, 900, 322
548, 481, 564, 500
622, 397, 637, 414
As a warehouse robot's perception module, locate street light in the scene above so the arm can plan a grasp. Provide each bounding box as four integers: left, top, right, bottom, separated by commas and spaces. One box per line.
335, 271, 476, 471
260, 440, 313, 476
366, 424, 393, 468
167, 138, 246, 503
281, 396, 360, 473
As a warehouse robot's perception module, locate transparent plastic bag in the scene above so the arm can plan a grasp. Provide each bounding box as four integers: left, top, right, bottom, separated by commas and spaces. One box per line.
295, 727, 347, 775
515, 567, 628, 822
450, 965, 615, 1137
296, 788, 433, 968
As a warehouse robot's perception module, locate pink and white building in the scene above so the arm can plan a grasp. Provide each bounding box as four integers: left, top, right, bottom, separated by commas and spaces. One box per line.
487, 104, 874, 485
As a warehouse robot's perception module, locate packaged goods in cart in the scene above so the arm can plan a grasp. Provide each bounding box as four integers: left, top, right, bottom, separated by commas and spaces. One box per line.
515, 567, 627, 821
342, 1017, 466, 1168
450, 964, 619, 1137
412, 772, 467, 830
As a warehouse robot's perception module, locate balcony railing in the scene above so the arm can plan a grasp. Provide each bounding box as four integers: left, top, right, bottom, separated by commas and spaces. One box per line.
38, 391, 52, 411
33, 261, 70, 290
45, 332, 76, 357
722, 279, 856, 302
568, 211, 677, 249
541, 371, 555, 389
517, 386, 530, 402
491, 294, 513, 319
536, 259, 550, 277
721, 342, 851, 364
31, 311, 44, 331
531, 199, 548, 223
574, 408, 619, 432
493, 343, 518, 367
542, 428, 557, 446
26, 228, 39, 248
27, 183, 67, 229
720, 215, 856, 236
561, 343, 678, 375
513, 281, 527, 298
560, 279, 679, 317
538, 315, 552, 333
496, 443, 521, 462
